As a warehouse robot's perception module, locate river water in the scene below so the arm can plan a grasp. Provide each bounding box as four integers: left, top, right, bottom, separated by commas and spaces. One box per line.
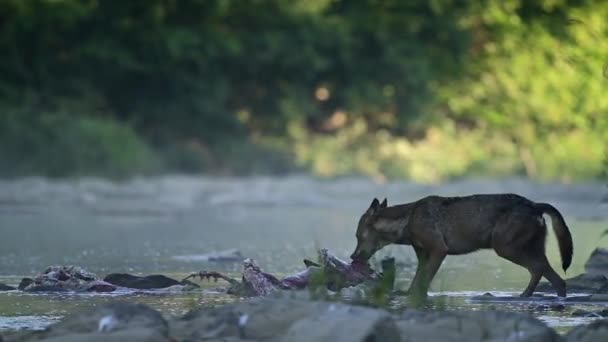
0, 176, 607, 333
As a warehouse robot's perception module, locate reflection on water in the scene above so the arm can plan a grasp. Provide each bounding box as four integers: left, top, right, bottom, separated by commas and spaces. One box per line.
0, 176, 607, 332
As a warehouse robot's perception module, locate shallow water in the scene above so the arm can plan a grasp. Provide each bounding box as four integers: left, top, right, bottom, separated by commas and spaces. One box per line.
0, 176, 607, 333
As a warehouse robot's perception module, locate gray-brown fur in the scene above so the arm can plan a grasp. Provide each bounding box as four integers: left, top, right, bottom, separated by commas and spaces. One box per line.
350, 194, 573, 298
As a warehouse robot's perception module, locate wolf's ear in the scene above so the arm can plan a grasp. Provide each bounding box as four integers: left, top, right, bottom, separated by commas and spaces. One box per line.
380, 198, 388, 209
368, 198, 380, 213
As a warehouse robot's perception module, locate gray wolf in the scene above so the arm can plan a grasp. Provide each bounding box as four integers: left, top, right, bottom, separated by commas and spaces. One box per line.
350, 194, 573, 298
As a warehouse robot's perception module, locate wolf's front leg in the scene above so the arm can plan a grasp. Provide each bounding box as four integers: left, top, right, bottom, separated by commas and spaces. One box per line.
405, 246, 428, 295
419, 250, 447, 295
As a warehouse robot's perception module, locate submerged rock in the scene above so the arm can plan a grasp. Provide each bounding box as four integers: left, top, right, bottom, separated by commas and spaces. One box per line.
103, 273, 199, 290
80, 280, 117, 292
0, 283, 16, 291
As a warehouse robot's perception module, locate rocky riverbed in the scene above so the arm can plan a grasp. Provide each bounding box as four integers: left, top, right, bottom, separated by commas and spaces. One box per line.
2, 293, 607, 342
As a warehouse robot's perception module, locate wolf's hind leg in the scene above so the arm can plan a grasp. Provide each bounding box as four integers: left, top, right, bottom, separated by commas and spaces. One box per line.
494, 245, 549, 297
543, 264, 567, 297
493, 211, 552, 297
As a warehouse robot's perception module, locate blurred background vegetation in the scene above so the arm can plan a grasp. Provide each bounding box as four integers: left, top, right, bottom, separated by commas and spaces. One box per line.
0, 0, 606, 182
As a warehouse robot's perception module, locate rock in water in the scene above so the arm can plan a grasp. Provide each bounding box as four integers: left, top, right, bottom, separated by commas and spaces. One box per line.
20, 266, 116, 293
103, 273, 199, 290
18, 278, 33, 291
395, 310, 560, 342
585, 248, 608, 276
0, 283, 16, 291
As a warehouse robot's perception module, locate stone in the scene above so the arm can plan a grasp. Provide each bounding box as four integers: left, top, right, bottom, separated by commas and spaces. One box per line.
565, 319, 608, 342
0, 283, 15, 291
7, 302, 169, 342
20, 266, 114, 293
395, 310, 560, 342
17, 278, 33, 291
103, 273, 198, 290
280, 304, 400, 342
584, 248, 608, 276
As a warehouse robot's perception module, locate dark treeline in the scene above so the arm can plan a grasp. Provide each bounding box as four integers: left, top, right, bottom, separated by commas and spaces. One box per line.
0, 0, 606, 182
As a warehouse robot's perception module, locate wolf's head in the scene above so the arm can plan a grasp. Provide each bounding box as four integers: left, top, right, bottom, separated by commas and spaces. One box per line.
350, 197, 389, 261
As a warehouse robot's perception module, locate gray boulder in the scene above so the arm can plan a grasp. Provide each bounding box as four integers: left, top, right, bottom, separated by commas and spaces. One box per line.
171, 293, 399, 342
6, 302, 168, 342
565, 319, 608, 342
585, 248, 608, 276
280, 304, 400, 342
395, 310, 561, 342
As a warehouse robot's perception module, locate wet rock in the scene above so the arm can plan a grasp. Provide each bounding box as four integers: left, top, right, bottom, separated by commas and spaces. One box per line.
0, 283, 15, 291
585, 248, 608, 276
18, 278, 33, 291
395, 310, 560, 342
16, 328, 168, 342
7, 302, 169, 342
565, 319, 608, 342
536, 273, 608, 294
103, 273, 198, 290
171, 295, 399, 342
21, 266, 113, 293
281, 304, 400, 342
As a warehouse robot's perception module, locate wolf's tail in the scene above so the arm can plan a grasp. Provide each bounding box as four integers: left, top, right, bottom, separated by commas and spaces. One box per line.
535, 202, 573, 272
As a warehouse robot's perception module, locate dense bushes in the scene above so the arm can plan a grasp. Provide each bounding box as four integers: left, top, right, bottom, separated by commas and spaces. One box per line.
0, 0, 605, 181
0, 111, 157, 178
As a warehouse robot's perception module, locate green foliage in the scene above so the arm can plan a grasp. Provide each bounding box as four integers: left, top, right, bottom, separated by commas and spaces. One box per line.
437, 0, 608, 182
0, 110, 158, 178
0, 0, 606, 180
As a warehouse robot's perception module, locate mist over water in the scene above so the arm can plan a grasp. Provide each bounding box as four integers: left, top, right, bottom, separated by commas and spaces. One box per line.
1, 175, 607, 332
